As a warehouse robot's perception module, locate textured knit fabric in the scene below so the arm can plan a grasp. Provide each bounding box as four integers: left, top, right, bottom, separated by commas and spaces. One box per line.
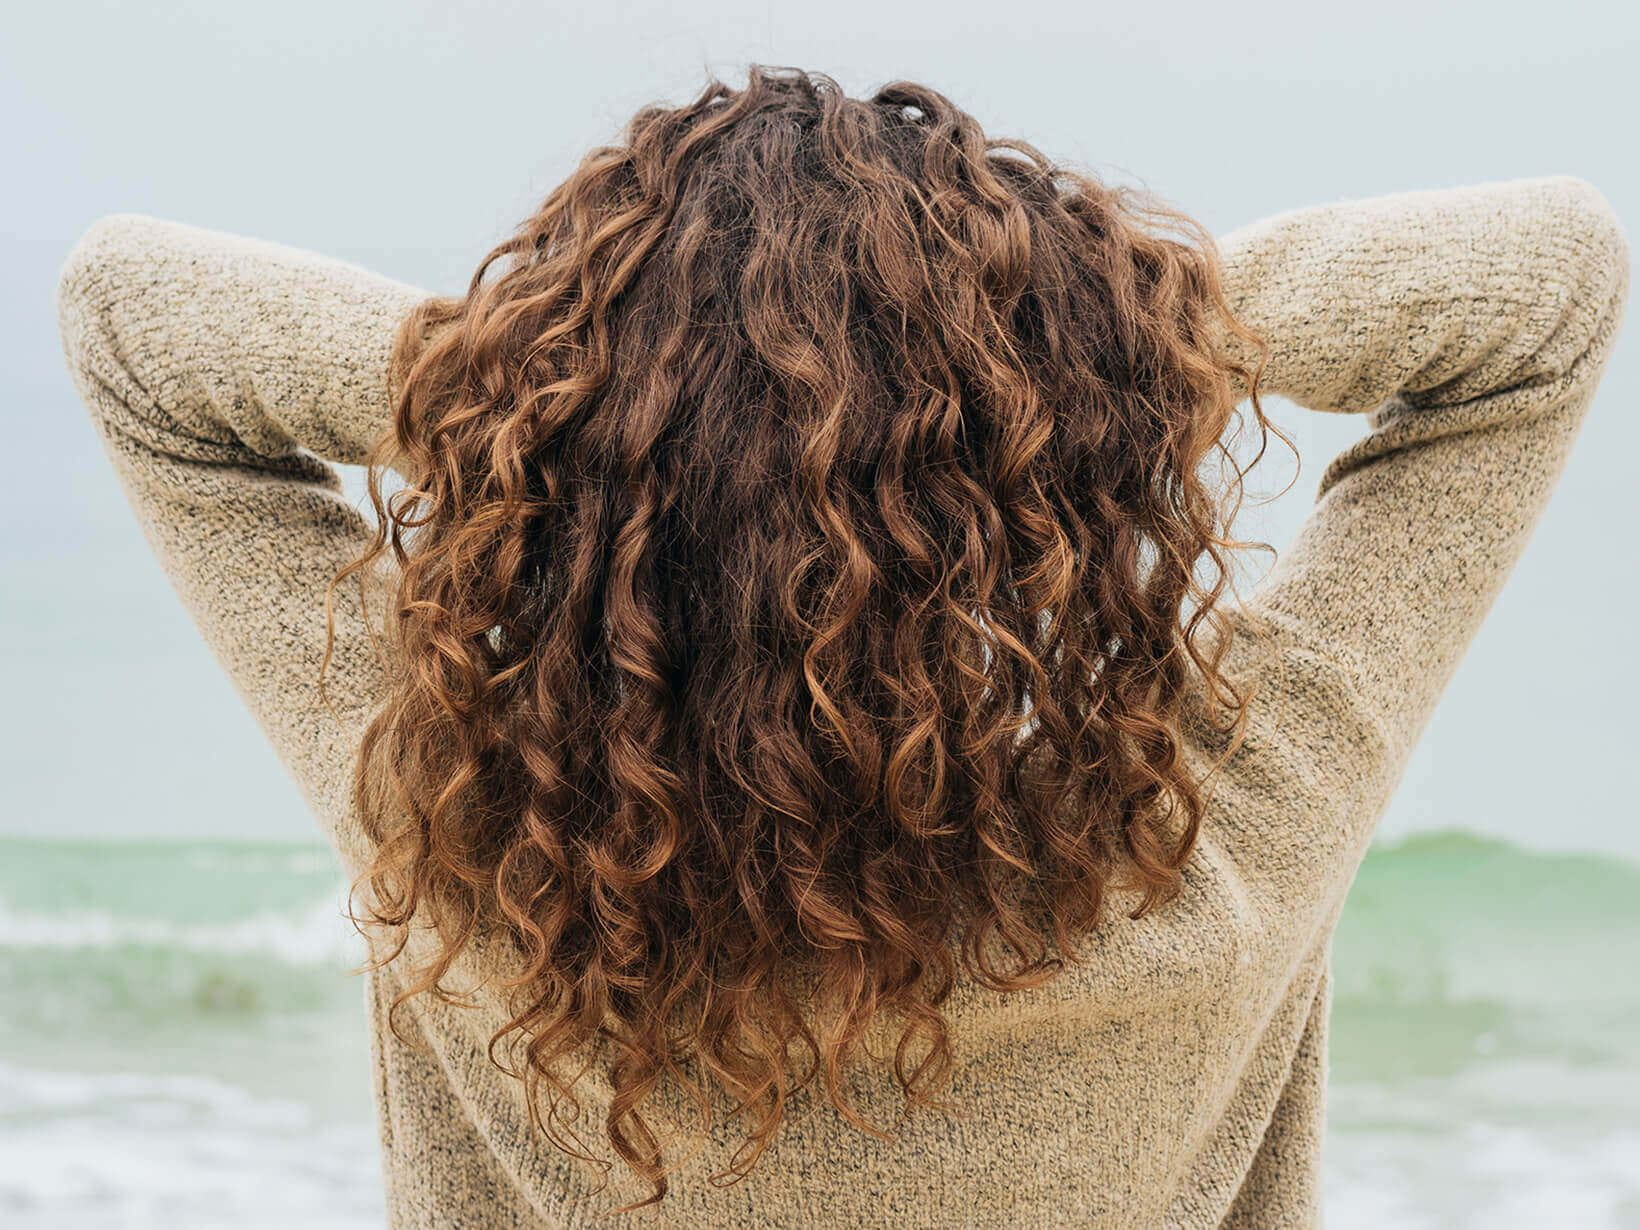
57, 175, 1629, 1228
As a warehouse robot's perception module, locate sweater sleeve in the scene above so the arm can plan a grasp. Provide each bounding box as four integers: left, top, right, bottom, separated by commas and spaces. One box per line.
56, 213, 432, 874
1215, 176, 1630, 768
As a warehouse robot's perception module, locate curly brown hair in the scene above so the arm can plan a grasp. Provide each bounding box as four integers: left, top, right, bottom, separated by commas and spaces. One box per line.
327, 65, 1272, 1208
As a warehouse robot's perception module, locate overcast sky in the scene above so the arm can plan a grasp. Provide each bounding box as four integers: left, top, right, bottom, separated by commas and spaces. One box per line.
3, 0, 1635, 856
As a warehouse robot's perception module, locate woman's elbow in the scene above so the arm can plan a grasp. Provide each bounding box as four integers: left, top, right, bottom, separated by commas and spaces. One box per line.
1498, 177, 1631, 392
56, 213, 165, 412
1540, 177, 1630, 350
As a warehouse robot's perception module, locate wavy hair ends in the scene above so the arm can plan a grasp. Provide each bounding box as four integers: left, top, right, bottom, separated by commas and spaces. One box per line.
327, 65, 1273, 1209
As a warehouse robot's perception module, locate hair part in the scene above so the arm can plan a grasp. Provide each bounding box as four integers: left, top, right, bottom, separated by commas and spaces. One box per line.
326, 64, 1273, 1209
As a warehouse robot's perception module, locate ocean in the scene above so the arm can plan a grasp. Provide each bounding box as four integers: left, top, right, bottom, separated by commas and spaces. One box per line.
2, 831, 1636, 1229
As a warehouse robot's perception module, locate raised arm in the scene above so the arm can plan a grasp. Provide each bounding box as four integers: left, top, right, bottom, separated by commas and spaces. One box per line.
56, 214, 432, 873
1215, 176, 1630, 769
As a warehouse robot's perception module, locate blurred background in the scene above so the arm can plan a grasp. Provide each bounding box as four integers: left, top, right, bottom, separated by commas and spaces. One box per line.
3, 1, 1636, 1226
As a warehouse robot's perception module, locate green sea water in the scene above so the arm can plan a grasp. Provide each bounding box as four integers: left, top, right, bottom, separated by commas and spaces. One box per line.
1, 831, 1636, 1228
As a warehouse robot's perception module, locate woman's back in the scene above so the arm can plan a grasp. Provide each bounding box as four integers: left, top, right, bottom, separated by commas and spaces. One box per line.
55, 68, 1629, 1227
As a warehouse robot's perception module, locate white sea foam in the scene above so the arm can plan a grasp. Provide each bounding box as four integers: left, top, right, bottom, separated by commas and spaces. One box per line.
0, 1062, 383, 1230
1328, 1117, 1640, 1230
1327, 1059, 1640, 1230
0, 894, 364, 966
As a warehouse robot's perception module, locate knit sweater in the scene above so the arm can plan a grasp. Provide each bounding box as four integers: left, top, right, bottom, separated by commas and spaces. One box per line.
56, 175, 1629, 1228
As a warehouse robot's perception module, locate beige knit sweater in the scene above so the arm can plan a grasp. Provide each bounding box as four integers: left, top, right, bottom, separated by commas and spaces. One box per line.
57, 175, 1629, 1228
